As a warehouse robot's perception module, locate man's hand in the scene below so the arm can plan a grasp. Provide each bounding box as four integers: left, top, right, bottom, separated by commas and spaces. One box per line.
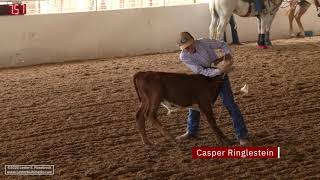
224, 54, 232, 61
216, 56, 234, 73
222, 66, 235, 73
213, 54, 232, 66
217, 61, 231, 73
224, 55, 234, 67
211, 54, 234, 73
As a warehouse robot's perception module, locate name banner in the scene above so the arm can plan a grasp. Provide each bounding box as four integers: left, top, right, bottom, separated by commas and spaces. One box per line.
192, 147, 280, 159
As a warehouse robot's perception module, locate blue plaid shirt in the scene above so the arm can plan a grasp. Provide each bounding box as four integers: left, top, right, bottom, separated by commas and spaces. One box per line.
180, 38, 231, 77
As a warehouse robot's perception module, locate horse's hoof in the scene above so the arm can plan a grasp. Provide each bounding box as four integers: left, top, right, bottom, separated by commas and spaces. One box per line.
296, 32, 305, 38
290, 33, 296, 38
258, 45, 268, 49
265, 42, 272, 46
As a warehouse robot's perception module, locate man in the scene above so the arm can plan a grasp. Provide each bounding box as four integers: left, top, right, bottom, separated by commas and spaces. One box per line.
223, 15, 242, 45
176, 32, 249, 145
254, 0, 266, 15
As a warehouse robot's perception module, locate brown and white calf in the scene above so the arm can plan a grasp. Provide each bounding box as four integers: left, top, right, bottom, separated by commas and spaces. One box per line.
133, 71, 230, 145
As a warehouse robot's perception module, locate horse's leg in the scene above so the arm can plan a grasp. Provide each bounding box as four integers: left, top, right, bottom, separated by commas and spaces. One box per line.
216, 15, 231, 41
315, 0, 320, 17
265, 13, 276, 46
257, 16, 267, 49
288, 6, 296, 37
256, 17, 262, 45
209, 8, 219, 39
295, 2, 311, 37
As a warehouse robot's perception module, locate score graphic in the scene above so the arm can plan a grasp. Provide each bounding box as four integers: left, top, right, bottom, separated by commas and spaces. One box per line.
0, 4, 26, 15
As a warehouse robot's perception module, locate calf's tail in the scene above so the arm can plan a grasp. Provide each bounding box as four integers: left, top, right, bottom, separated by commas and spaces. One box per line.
133, 73, 142, 102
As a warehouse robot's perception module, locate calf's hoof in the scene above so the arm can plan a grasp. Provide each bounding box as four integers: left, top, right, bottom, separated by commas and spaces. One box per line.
143, 139, 153, 146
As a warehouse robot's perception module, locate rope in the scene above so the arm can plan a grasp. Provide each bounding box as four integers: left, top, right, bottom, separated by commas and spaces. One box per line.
280, 2, 292, 8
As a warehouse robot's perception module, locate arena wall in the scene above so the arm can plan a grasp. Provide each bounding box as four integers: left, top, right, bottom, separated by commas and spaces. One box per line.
0, 3, 319, 68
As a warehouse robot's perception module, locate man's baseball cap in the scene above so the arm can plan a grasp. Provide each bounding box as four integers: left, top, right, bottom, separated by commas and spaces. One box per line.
177, 32, 194, 50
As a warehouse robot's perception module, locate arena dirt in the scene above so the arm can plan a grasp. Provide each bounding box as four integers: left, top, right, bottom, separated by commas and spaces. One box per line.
0, 37, 320, 179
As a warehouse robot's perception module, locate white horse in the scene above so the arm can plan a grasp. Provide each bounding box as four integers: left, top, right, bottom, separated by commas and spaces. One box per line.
209, 0, 283, 49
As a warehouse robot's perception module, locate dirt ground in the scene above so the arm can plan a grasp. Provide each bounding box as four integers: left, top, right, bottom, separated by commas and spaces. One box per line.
0, 36, 320, 179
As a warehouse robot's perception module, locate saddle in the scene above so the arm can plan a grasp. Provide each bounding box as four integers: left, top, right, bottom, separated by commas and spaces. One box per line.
241, 0, 266, 4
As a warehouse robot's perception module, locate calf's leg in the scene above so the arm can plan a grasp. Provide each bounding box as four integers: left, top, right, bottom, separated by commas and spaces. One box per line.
147, 97, 175, 142
200, 104, 231, 145
136, 102, 152, 145
150, 116, 175, 142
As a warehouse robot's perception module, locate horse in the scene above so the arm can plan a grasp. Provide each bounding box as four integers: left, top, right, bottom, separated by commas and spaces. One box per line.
314, 0, 320, 16
209, 0, 283, 49
288, 0, 320, 37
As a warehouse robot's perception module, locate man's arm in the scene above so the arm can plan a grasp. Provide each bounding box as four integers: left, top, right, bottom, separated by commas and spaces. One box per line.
182, 59, 222, 77
183, 58, 232, 76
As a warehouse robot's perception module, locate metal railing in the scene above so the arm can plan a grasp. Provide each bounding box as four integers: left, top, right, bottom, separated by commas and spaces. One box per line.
2, 0, 197, 14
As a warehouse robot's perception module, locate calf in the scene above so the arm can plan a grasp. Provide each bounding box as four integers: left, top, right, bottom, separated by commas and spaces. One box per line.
133, 71, 230, 145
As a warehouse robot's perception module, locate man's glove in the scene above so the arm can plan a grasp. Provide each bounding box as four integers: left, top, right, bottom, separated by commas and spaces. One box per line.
217, 60, 233, 73
213, 54, 234, 73
213, 54, 232, 66
221, 65, 235, 74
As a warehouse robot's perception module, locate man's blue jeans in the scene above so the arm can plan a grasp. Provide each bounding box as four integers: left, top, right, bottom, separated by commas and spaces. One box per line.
186, 76, 248, 139
255, 0, 264, 13
223, 15, 240, 44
